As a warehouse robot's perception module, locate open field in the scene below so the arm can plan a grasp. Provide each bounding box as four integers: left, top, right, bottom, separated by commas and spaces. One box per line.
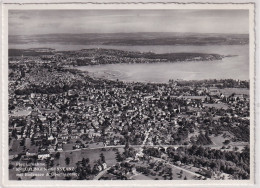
210, 134, 229, 146
219, 88, 249, 96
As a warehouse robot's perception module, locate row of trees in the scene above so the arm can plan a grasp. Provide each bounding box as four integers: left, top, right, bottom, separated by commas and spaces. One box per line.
143, 145, 250, 180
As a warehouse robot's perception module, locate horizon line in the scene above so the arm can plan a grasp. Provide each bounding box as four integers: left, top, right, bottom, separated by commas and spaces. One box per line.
9, 32, 249, 36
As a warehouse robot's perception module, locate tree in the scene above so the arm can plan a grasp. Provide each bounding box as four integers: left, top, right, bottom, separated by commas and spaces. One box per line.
223, 140, 230, 145
50, 160, 54, 167
92, 164, 100, 174
115, 151, 123, 162
82, 158, 87, 167
100, 153, 106, 163
45, 157, 51, 169
184, 176, 187, 180
8, 164, 14, 169
86, 164, 92, 174
55, 152, 60, 159
65, 157, 70, 165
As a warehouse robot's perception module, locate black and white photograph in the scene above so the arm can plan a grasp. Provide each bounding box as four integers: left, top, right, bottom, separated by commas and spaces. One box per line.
0, 2, 257, 187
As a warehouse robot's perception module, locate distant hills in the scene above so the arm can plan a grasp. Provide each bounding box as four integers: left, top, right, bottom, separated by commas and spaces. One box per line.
9, 32, 249, 46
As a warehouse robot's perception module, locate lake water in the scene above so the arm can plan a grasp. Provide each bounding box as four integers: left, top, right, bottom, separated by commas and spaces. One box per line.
75, 45, 249, 82
10, 43, 249, 82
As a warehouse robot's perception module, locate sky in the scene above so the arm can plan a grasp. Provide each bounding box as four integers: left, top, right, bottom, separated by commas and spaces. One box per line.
9, 9, 249, 35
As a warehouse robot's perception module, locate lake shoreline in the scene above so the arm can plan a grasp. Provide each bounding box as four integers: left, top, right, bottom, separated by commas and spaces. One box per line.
10, 44, 249, 82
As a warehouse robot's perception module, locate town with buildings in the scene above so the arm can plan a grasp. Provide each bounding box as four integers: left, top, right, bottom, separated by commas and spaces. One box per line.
8, 48, 250, 181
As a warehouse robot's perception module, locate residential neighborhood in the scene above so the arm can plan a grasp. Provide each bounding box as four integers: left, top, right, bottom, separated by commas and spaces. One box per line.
8, 48, 250, 180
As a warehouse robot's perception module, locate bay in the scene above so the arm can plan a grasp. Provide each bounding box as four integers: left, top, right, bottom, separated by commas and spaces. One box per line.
9, 43, 249, 82
74, 45, 249, 82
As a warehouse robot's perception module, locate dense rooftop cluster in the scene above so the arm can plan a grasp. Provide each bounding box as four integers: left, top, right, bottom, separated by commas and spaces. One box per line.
8, 48, 250, 180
